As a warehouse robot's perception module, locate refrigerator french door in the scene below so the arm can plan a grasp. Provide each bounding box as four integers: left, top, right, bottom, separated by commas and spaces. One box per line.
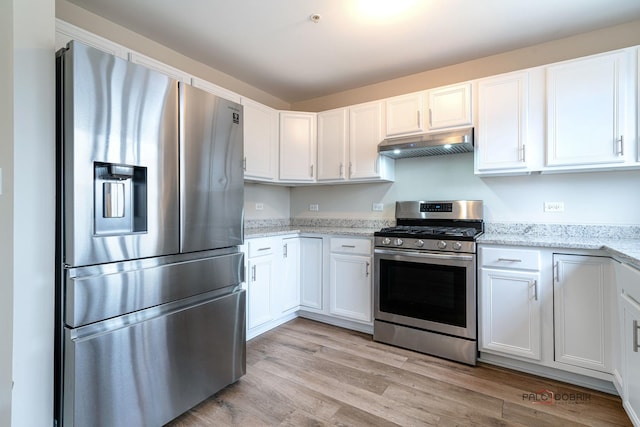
56, 41, 246, 427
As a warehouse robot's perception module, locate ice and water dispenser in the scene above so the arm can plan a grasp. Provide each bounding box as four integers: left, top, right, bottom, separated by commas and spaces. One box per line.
94, 162, 147, 236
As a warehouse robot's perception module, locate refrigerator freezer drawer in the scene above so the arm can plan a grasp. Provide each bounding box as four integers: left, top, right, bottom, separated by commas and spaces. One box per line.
65, 251, 244, 327
63, 289, 246, 427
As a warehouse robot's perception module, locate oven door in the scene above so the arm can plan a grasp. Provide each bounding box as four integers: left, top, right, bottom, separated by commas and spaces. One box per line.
374, 248, 476, 339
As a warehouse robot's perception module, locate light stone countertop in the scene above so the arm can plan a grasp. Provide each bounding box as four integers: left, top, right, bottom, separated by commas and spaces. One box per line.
244, 225, 377, 238
243, 220, 640, 270
479, 224, 640, 270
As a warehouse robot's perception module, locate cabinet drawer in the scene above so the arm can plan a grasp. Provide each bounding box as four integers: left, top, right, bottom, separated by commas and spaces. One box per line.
480, 246, 540, 270
248, 238, 274, 257
330, 237, 371, 255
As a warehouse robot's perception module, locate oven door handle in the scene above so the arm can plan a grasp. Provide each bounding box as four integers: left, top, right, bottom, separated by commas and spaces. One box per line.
374, 248, 474, 262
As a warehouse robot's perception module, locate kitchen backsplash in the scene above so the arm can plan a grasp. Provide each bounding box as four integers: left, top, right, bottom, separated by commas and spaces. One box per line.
485, 223, 640, 239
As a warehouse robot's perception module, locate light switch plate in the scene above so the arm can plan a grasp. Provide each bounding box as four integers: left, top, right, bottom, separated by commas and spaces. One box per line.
372, 203, 384, 211
255, 203, 264, 211
309, 204, 319, 211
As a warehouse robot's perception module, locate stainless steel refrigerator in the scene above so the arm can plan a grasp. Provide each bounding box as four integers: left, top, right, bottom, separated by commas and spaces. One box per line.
55, 41, 246, 427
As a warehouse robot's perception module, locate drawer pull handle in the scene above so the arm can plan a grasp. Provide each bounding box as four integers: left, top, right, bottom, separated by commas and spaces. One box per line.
251, 265, 256, 282
497, 258, 522, 263
366, 261, 370, 277
342, 245, 356, 248
257, 247, 271, 251
634, 320, 639, 353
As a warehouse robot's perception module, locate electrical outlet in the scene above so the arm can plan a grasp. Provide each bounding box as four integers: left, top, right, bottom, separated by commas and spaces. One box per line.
309, 204, 319, 211
544, 201, 564, 212
255, 203, 264, 211
372, 203, 384, 212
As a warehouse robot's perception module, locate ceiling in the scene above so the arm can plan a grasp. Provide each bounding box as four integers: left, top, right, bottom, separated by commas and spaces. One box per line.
67, 0, 640, 103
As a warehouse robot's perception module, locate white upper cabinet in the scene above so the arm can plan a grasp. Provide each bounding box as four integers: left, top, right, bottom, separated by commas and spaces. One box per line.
426, 83, 472, 130
242, 98, 279, 181
385, 92, 425, 137
349, 101, 393, 181
192, 77, 241, 103
317, 108, 349, 181
546, 50, 631, 168
317, 102, 394, 183
279, 111, 317, 182
475, 71, 531, 173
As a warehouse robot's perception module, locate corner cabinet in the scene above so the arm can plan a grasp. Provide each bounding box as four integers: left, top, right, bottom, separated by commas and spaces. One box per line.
479, 246, 542, 361
553, 254, 614, 373
242, 98, 279, 181
546, 50, 631, 168
279, 111, 317, 182
329, 237, 373, 323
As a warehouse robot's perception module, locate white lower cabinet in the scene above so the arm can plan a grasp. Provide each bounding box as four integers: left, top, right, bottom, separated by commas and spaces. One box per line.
616, 261, 640, 427
479, 246, 542, 360
300, 237, 323, 310
480, 268, 542, 360
280, 237, 301, 314
329, 238, 372, 323
479, 245, 620, 395
246, 238, 275, 331
553, 254, 613, 373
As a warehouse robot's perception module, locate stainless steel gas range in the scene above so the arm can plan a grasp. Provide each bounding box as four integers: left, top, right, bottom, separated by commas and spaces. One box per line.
373, 200, 484, 366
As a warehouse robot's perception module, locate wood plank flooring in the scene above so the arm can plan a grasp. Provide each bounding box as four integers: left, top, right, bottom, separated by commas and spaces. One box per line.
166, 318, 631, 426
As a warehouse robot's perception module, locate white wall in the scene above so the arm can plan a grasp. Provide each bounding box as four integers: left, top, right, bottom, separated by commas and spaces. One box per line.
0, 0, 14, 425
11, 0, 56, 426
244, 182, 291, 220
290, 154, 640, 225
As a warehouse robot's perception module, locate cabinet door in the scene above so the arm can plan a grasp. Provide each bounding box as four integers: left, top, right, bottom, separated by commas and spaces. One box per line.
349, 101, 391, 180
317, 108, 348, 181
247, 256, 273, 330
243, 98, 279, 181
329, 253, 372, 322
621, 294, 640, 426
553, 254, 613, 372
427, 83, 472, 130
300, 237, 323, 310
480, 268, 542, 360
279, 112, 316, 181
546, 51, 629, 167
385, 92, 425, 136
280, 237, 301, 313
476, 72, 529, 172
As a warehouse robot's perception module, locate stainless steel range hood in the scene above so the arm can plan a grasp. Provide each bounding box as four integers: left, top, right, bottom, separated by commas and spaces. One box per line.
378, 127, 474, 159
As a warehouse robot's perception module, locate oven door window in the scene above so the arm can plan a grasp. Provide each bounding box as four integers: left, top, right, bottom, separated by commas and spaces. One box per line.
378, 258, 467, 327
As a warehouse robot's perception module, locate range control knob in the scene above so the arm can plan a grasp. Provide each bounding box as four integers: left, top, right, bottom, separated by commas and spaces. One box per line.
381, 237, 391, 245
437, 240, 447, 249
394, 238, 404, 246
452, 242, 462, 251
415, 239, 425, 248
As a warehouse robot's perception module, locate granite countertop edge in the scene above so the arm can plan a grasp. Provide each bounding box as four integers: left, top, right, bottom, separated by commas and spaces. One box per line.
478, 233, 640, 270
244, 224, 640, 270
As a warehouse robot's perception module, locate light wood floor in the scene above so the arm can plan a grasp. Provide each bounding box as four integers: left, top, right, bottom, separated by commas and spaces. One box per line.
167, 318, 631, 426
